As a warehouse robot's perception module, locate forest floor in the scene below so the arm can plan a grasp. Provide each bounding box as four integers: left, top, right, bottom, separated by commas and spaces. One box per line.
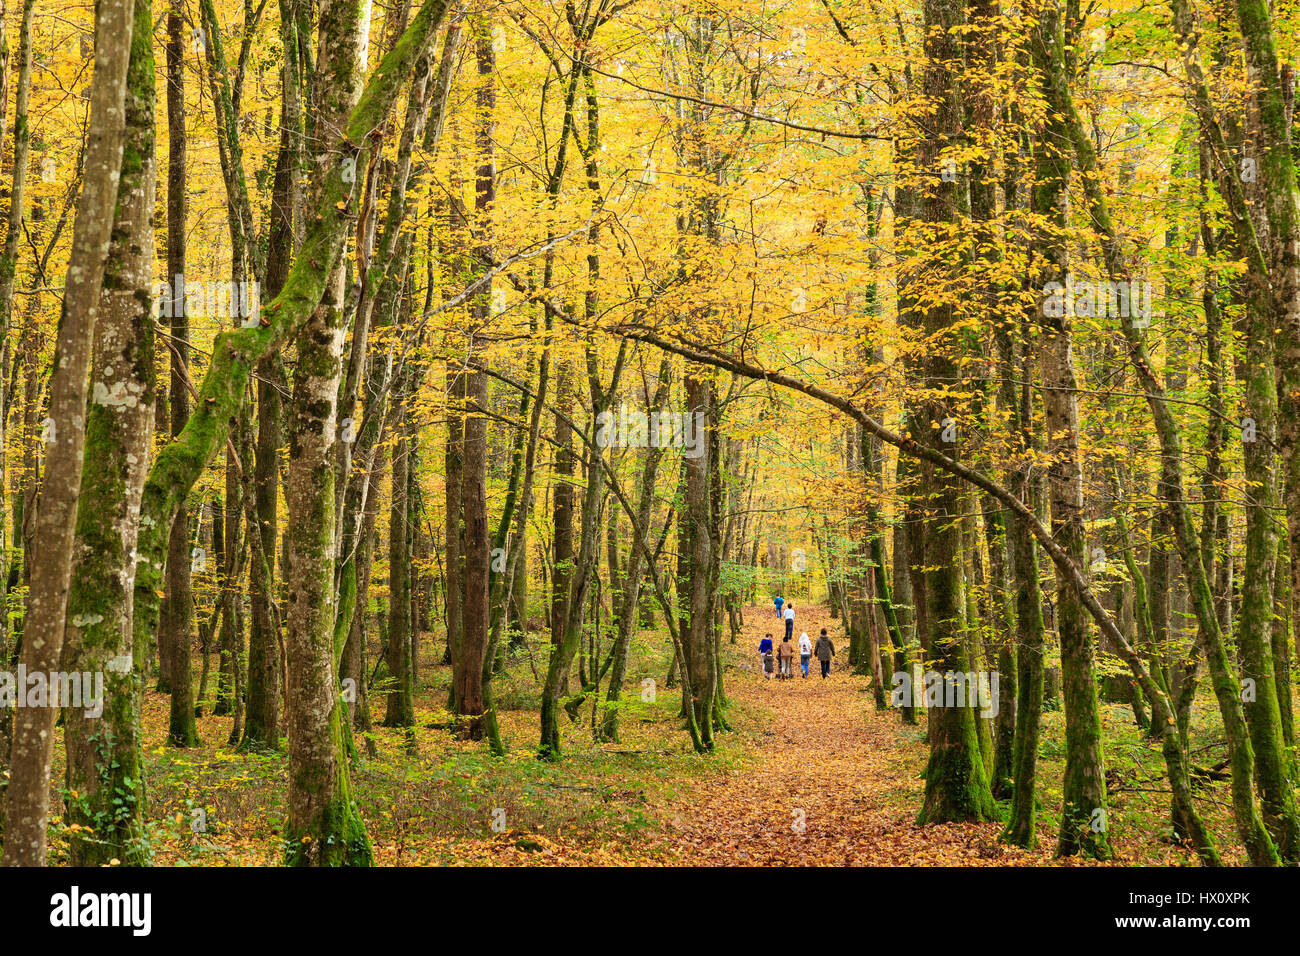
596, 603, 1208, 866
44, 603, 1241, 865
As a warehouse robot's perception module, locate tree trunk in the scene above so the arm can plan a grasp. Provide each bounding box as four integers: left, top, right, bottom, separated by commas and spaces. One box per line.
1, 0, 135, 867
61, 0, 156, 863
160, 0, 199, 743
551, 362, 575, 688
905, 0, 996, 826
382, 429, 415, 727
279, 0, 433, 868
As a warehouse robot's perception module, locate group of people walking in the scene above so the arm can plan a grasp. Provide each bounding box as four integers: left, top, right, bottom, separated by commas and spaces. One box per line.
759, 595, 835, 680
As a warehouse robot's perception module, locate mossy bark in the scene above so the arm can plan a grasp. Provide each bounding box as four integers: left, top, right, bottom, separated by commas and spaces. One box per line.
1028, 4, 1111, 860
984, 503, 1017, 799
1232, 254, 1300, 858
1, 0, 136, 866
1003, 393, 1045, 847
890, 454, 917, 725
549, 362, 575, 684
278, 0, 440, 868
1272, 542, 1294, 758
155, 0, 187, 698
444, 363, 465, 707
1231, 0, 1300, 861
905, 0, 996, 826
1223, 0, 1300, 796
62, 0, 156, 864
457, 361, 489, 737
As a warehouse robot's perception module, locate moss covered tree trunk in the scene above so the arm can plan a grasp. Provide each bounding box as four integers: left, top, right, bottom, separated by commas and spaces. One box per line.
61, 0, 156, 864
854, 312, 912, 713
1003, 346, 1046, 847
342, 459, 382, 746
241, 0, 303, 753
1272, 542, 1294, 756
1231, 230, 1299, 857
0, 0, 36, 636
906, 0, 996, 826
278, 0, 449, 869
0, 0, 39, 690
1, 0, 135, 867
444, 361, 465, 689
0, 0, 34, 673
1029, 3, 1112, 859
891, 453, 917, 725
1231, 0, 1300, 861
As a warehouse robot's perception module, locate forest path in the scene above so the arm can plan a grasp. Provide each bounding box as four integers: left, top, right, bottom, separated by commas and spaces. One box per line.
645, 603, 1063, 865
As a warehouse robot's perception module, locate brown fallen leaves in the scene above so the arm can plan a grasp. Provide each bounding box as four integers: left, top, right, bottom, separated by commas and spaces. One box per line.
629, 605, 1111, 867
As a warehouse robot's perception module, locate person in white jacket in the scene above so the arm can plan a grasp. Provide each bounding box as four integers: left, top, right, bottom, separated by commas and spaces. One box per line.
798, 632, 812, 678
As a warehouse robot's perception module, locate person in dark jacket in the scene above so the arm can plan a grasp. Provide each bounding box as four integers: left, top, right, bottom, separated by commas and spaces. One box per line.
814, 628, 835, 678
758, 634, 774, 679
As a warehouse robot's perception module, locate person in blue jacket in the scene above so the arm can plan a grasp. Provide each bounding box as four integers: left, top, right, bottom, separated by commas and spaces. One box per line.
758, 633, 774, 679
774, 594, 785, 619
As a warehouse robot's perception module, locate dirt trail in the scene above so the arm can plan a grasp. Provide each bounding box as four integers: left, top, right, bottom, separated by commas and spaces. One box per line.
647, 604, 1066, 865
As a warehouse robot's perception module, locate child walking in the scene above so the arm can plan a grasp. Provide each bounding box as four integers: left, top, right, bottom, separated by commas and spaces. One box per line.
758, 633, 774, 680
798, 631, 812, 677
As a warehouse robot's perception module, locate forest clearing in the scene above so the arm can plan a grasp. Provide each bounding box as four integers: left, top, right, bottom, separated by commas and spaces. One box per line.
0, 0, 1296, 932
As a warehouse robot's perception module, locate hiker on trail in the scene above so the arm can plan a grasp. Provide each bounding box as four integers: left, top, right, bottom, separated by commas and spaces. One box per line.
759, 633, 774, 680
774, 594, 785, 619
783, 603, 795, 642
798, 631, 812, 678
778, 634, 795, 679
814, 628, 835, 678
